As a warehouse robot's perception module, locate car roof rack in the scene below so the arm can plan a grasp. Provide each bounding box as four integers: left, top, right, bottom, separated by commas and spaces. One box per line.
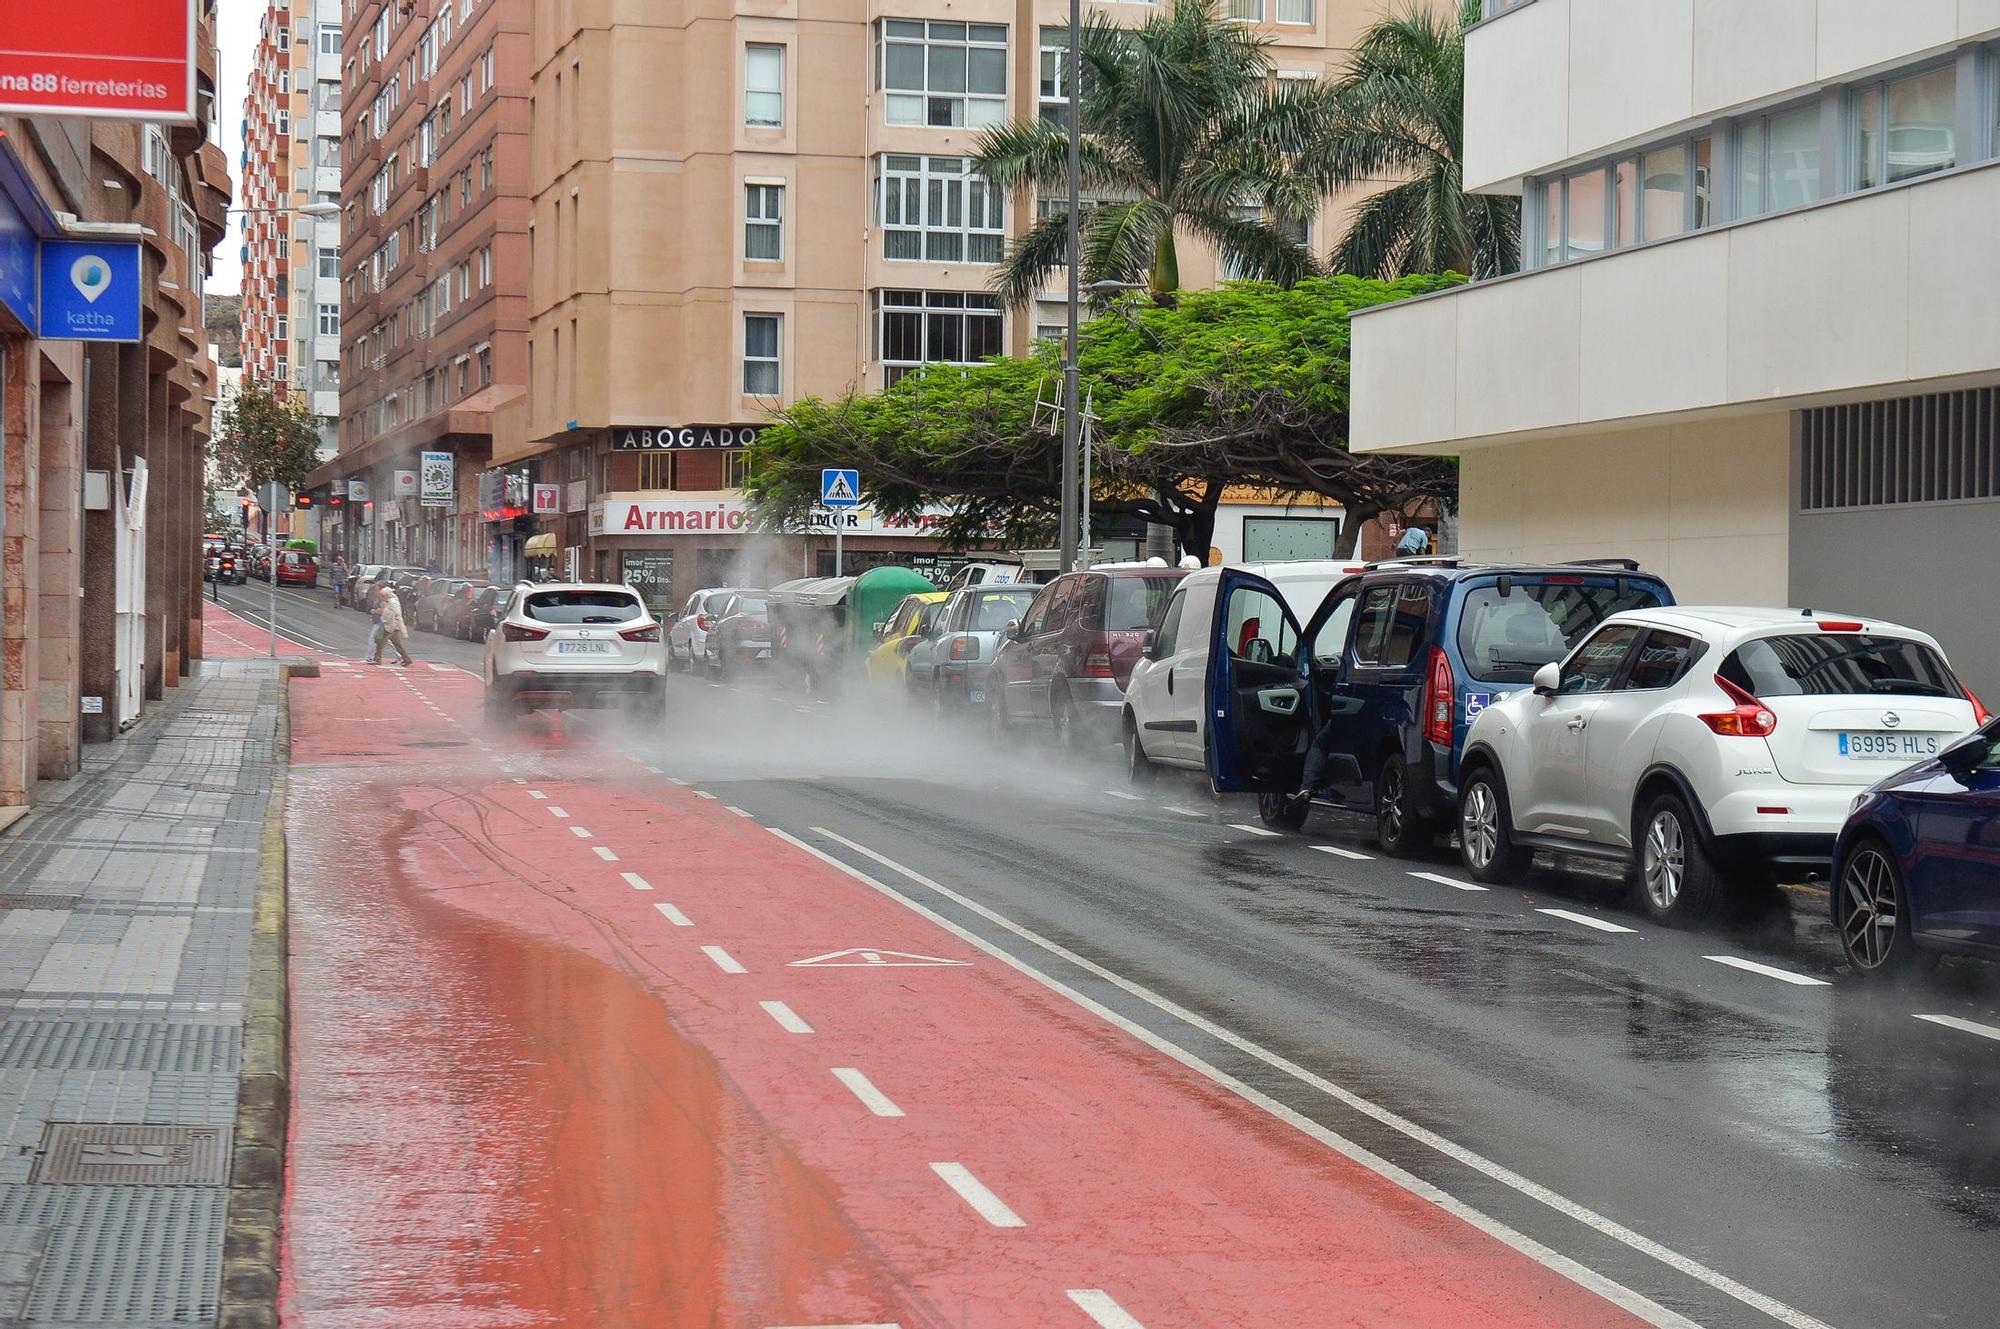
1560, 558, 1642, 571
1364, 556, 1462, 570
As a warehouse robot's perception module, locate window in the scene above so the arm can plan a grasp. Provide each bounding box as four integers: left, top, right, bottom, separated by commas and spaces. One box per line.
477, 345, 493, 384
1350, 583, 1431, 670
319, 248, 338, 278
875, 289, 1003, 384
1276, 0, 1313, 21
318, 304, 339, 336
280, 69, 291, 94
1038, 27, 1069, 122
277, 25, 291, 51
877, 20, 1007, 128
1535, 133, 1711, 265
743, 314, 781, 395
745, 44, 784, 127
1223, 587, 1296, 665
1625, 631, 1699, 691
319, 24, 341, 56
722, 450, 754, 488
275, 315, 289, 341
1227, 0, 1264, 21
1455, 582, 1665, 684
478, 246, 492, 287
1557, 625, 1641, 695
878, 156, 1005, 262
1852, 64, 1955, 191
1733, 103, 1820, 219
745, 182, 783, 260
635, 452, 675, 490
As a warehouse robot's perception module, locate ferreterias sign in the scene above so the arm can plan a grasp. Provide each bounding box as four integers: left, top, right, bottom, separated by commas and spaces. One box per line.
0, 1, 198, 122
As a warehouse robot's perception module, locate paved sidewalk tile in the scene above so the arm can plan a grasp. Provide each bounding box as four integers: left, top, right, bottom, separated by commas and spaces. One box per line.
0, 660, 279, 1325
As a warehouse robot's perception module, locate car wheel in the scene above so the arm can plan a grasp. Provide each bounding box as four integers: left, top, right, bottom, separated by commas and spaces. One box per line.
1051, 692, 1081, 757
987, 689, 1012, 743
1257, 790, 1309, 832
1124, 717, 1156, 786
1375, 755, 1424, 857
1633, 791, 1725, 924
1836, 838, 1919, 978
1458, 766, 1528, 884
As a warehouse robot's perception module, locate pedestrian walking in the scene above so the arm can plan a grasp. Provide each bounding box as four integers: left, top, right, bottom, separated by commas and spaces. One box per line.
368, 585, 415, 666
331, 556, 348, 603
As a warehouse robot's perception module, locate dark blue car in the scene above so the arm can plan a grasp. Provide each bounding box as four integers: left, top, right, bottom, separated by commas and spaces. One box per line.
1207, 559, 1674, 855
1832, 717, 2000, 976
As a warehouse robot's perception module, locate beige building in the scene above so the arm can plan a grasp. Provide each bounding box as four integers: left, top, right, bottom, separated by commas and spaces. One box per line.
492, 1, 1383, 608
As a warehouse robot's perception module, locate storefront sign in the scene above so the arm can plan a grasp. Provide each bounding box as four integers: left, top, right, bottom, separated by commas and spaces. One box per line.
611, 424, 765, 451
591, 497, 951, 539
36, 240, 141, 342
532, 484, 561, 514
565, 479, 588, 513
392, 470, 418, 498
0, 2, 199, 122
419, 451, 454, 507
348, 480, 370, 504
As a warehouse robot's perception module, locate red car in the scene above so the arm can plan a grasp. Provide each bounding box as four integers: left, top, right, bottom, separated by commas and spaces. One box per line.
274, 550, 319, 588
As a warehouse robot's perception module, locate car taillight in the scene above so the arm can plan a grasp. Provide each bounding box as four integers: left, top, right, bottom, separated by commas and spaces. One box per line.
1423, 646, 1453, 745
502, 623, 549, 643
620, 624, 661, 643
749, 619, 767, 633
1083, 643, 1114, 678
1700, 674, 1776, 737
695, 612, 710, 631
1968, 686, 1992, 725
949, 635, 974, 661
1815, 620, 1864, 632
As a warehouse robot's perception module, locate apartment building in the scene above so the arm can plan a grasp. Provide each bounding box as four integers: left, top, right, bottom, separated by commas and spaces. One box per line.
488, 1, 1382, 609
1350, 0, 2000, 698
238, 0, 346, 465
311, 0, 529, 574
0, 7, 231, 806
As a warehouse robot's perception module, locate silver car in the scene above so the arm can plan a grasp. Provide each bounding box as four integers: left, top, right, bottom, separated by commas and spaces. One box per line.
483, 583, 667, 718
910, 584, 1041, 713
667, 587, 751, 671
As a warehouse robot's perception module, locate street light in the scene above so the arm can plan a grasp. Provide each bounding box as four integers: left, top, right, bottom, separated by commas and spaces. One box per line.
227, 201, 341, 220
1059, 0, 1084, 575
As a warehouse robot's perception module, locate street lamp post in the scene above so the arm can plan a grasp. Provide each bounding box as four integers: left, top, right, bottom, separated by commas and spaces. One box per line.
1059, 0, 1083, 575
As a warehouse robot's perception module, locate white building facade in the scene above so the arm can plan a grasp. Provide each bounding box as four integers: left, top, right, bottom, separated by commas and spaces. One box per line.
1349, 0, 2000, 699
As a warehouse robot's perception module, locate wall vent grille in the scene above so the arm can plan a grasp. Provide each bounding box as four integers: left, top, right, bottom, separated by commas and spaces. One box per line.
1800, 387, 1999, 511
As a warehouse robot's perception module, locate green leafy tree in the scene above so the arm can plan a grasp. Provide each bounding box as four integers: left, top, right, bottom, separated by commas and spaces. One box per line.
208, 378, 322, 494
973, 0, 1327, 307
746, 275, 1460, 558
1315, 1, 1519, 280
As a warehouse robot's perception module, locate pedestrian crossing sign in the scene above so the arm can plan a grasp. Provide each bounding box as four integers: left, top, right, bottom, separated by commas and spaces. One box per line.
821, 468, 861, 508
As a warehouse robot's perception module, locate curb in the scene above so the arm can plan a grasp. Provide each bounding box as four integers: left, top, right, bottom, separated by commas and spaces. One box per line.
220, 662, 294, 1329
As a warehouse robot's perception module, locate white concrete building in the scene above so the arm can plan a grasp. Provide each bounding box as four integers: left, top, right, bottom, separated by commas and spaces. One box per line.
1349, 0, 2000, 698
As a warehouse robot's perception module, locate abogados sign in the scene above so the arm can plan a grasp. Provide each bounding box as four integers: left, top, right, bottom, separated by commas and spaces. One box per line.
0, 2, 199, 122
612, 424, 765, 451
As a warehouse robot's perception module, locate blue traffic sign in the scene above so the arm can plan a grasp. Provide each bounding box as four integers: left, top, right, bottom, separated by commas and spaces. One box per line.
820, 468, 861, 508
38, 240, 142, 343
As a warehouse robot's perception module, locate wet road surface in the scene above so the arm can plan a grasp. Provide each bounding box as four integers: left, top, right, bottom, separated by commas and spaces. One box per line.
270, 600, 2000, 1328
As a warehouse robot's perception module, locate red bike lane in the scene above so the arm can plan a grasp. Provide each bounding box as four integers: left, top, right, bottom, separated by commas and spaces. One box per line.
282, 662, 1663, 1329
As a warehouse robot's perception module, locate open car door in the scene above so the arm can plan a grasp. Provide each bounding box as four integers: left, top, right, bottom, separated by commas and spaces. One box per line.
1206, 569, 1310, 792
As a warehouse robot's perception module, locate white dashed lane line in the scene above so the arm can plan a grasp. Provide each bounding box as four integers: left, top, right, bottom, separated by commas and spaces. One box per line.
654, 902, 693, 926
725, 806, 755, 819
831, 1067, 905, 1118
1703, 955, 1830, 987
1162, 806, 1207, 818
1537, 908, 1638, 935
930, 1162, 1026, 1228
621, 872, 654, 891
527, 790, 547, 800
1227, 823, 1281, 838
592, 846, 620, 861
1408, 870, 1488, 893
569, 826, 593, 839
1103, 790, 1144, 801
702, 945, 747, 975
1069, 1290, 1147, 1329
694, 790, 719, 801
1913, 1013, 2000, 1042
760, 999, 813, 1034
548, 806, 570, 818
1311, 844, 1374, 861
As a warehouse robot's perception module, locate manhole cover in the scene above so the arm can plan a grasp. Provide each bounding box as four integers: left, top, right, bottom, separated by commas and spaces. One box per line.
401, 740, 469, 749
31, 1123, 229, 1185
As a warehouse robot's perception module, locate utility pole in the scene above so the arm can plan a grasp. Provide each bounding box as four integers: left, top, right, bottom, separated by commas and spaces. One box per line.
1058, 0, 1082, 576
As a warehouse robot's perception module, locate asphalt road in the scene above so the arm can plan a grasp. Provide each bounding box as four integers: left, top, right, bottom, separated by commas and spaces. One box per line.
242, 584, 2000, 1329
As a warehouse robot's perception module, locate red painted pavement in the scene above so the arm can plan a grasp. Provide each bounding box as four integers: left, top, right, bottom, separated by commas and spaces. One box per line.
282, 664, 1654, 1328
202, 597, 312, 658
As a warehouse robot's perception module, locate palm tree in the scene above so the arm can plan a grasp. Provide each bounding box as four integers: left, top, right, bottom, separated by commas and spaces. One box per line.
972, 0, 1326, 307
1315, 0, 1519, 280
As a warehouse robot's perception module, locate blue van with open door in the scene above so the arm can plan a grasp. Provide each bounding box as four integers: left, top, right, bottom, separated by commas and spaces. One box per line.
1206, 559, 1675, 855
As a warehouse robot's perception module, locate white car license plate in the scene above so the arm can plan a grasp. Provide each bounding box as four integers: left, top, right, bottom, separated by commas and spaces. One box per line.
1837, 731, 1940, 759
968, 688, 986, 704
553, 640, 615, 655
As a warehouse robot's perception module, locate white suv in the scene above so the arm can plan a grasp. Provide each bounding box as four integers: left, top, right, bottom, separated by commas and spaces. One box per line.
1456, 607, 1981, 921
484, 583, 667, 718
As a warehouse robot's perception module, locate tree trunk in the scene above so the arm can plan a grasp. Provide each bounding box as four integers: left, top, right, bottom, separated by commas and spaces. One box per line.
1178, 481, 1223, 563
1151, 221, 1181, 303
1334, 505, 1380, 559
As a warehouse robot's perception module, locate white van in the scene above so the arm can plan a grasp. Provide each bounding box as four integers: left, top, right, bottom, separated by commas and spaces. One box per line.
1122, 560, 1364, 779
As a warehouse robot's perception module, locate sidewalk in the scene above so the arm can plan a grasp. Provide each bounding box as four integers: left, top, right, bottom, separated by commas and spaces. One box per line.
0, 605, 285, 1324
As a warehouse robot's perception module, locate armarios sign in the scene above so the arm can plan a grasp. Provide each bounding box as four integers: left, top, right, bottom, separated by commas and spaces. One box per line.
0, 1, 199, 122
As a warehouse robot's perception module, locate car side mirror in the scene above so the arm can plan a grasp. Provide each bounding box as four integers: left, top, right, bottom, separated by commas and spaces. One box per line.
874, 623, 889, 640
1532, 662, 1562, 696
1939, 731, 1991, 784
1141, 628, 1159, 660
1005, 619, 1022, 641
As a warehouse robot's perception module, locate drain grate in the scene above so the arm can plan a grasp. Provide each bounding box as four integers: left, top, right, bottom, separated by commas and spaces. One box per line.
0, 1184, 227, 1322
0, 1020, 239, 1074
31, 1125, 229, 1186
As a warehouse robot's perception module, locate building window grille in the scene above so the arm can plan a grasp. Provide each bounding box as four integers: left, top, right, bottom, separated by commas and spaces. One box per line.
877, 20, 1007, 128
1800, 388, 2000, 510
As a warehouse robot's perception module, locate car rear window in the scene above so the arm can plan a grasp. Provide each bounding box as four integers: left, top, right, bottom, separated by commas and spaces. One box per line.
968, 589, 1036, 629
522, 590, 646, 625
1719, 633, 1961, 699
1456, 580, 1668, 683
1099, 576, 1181, 632
734, 598, 767, 616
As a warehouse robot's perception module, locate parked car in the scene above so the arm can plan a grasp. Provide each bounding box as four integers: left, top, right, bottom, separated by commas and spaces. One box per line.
1208, 559, 1675, 854
942, 561, 1025, 591
415, 578, 466, 633
435, 582, 489, 639
482, 583, 667, 717
989, 563, 1190, 752
1124, 561, 1365, 783
705, 593, 772, 679
390, 571, 429, 620
669, 587, 752, 671
462, 584, 506, 640
351, 565, 420, 609
908, 583, 1042, 712
864, 592, 949, 682
273, 549, 318, 588
1454, 607, 1983, 921
1832, 715, 2000, 976
344, 565, 384, 607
